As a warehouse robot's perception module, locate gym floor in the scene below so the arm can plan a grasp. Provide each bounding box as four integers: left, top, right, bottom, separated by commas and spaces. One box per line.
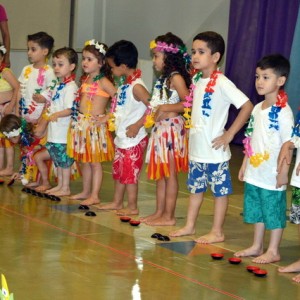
0, 144, 299, 299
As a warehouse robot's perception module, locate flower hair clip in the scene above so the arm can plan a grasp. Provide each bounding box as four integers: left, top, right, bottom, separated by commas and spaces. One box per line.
0, 45, 6, 55
3, 127, 21, 138
85, 39, 106, 55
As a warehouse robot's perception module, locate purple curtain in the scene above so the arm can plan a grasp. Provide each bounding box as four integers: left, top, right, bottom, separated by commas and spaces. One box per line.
225, 0, 300, 144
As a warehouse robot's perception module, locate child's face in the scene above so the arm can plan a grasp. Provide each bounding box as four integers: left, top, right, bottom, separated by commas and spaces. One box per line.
107, 57, 124, 77
52, 55, 75, 79
27, 41, 48, 65
152, 49, 165, 72
255, 67, 285, 97
82, 50, 101, 75
9, 135, 20, 144
191, 40, 219, 74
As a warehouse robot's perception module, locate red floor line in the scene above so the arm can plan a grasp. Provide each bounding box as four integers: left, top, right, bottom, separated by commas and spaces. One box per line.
1, 205, 245, 300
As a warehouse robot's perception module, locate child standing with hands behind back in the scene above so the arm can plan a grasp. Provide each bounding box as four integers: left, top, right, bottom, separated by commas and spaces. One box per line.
67, 40, 116, 206
98, 40, 149, 215
235, 54, 294, 264
170, 31, 253, 243
141, 32, 190, 226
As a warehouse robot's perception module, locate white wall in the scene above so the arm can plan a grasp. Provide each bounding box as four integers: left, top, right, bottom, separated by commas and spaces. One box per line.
11, 0, 230, 89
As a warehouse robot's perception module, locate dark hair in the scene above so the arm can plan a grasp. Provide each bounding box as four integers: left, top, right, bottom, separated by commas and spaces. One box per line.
193, 31, 225, 63
53, 47, 78, 72
256, 54, 290, 79
27, 32, 54, 57
106, 40, 138, 68
154, 32, 191, 88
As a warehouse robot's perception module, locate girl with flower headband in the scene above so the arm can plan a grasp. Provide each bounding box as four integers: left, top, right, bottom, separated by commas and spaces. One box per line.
67, 40, 116, 206
0, 43, 19, 176
24, 47, 79, 196
141, 32, 191, 226
234, 54, 293, 264
17, 32, 56, 124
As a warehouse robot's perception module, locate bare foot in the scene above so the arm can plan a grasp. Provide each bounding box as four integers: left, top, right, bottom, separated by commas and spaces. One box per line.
45, 186, 61, 194
116, 208, 139, 216
69, 192, 91, 200
169, 226, 195, 237
195, 232, 225, 244
140, 212, 162, 223
0, 168, 14, 176
145, 216, 176, 226
278, 260, 300, 273
35, 185, 52, 192
96, 202, 123, 210
252, 251, 280, 264
26, 181, 40, 188
235, 246, 263, 258
80, 197, 100, 206
292, 274, 300, 283
51, 189, 71, 197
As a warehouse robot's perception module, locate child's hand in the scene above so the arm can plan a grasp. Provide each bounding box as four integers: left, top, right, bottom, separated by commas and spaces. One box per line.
126, 123, 139, 138
32, 94, 46, 103
276, 172, 289, 188
212, 131, 234, 151
11, 173, 21, 180
48, 113, 59, 122
92, 115, 109, 125
277, 141, 293, 173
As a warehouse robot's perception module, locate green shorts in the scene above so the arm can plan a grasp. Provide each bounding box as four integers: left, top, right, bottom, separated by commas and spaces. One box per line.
243, 182, 286, 230
46, 142, 74, 168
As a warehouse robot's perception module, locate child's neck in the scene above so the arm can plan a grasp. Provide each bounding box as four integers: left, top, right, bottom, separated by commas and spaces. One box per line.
263, 89, 282, 108
201, 66, 218, 79
32, 60, 47, 69
58, 73, 74, 83
87, 71, 100, 81
125, 68, 141, 84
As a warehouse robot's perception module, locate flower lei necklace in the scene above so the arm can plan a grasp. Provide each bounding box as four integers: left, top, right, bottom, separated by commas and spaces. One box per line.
71, 73, 105, 121
243, 90, 288, 167
108, 69, 142, 132
52, 74, 76, 101
183, 70, 221, 128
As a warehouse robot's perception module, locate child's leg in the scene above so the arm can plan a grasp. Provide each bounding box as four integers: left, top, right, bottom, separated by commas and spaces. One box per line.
146, 172, 178, 226
97, 180, 125, 210
169, 192, 204, 237
194, 195, 228, 244
79, 162, 102, 205
0, 147, 4, 170
70, 163, 91, 200
140, 178, 166, 222
234, 222, 265, 257
0, 146, 14, 176
116, 183, 139, 215
33, 149, 52, 191
48, 167, 71, 196
253, 228, 283, 263
47, 167, 63, 194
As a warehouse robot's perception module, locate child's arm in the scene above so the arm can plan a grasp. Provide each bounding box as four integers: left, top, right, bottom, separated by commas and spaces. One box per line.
155, 74, 189, 118
277, 141, 294, 173
126, 84, 150, 138
32, 94, 47, 103
276, 159, 290, 188
238, 155, 248, 181
2, 68, 20, 114
48, 108, 72, 122
212, 100, 253, 151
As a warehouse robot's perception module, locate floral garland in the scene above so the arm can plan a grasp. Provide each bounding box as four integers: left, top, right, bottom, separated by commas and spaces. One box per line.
84, 39, 106, 55
243, 90, 288, 167
149, 40, 190, 66
19, 65, 49, 116
108, 69, 142, 132
71, 73, 104, 121
182, 70, 221, 128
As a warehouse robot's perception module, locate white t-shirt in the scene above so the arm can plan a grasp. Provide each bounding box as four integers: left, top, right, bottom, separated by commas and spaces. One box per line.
189, 74, 249, 163
244, 101, 294, 191
42, 80, 78, 143
114, 78, 148, 149
19, 64, 56, 121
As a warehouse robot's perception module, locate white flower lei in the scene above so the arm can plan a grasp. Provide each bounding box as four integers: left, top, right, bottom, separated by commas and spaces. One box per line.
3, 127, 21, 138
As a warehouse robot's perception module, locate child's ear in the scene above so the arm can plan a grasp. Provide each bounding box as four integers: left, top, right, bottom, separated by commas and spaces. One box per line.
212, 52, 221, 64
42, 48, 49, 58
70, 63, 76, 72
277, 76, 287, 87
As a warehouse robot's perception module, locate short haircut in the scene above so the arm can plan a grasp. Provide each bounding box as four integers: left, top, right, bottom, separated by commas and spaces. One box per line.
193, 31, 225, 63
27, 32, 54, 56
256, 54, 290, 79
106, 40, 138, 68
53, 47, 78, 67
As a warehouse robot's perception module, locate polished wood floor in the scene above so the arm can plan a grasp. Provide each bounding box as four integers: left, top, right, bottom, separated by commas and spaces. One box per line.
0, 144, 299, 299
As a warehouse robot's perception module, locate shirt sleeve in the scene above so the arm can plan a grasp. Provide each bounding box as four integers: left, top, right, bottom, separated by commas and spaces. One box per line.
0, 5, 8, 22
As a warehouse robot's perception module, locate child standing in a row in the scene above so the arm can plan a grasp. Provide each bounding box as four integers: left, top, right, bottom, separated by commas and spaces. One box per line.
141, 32, 190, 226
170, 31, 253, 243
67, 40, 116, 206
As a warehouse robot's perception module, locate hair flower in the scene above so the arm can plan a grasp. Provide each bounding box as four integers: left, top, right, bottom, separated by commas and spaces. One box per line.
149, 40, 157, 50
0, 45, 6, 55
85, 39, 106, 55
